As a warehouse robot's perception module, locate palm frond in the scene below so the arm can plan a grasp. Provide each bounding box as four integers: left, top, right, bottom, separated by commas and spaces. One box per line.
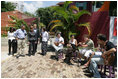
48, 20, 61, 28
78, 22, 91, 35
69, 5, 79, 12
74, 10, 91, 21
50, 20, 61, 24
63, 1, 73, 11
50, 22, 63, 31
68, 31, 77, 39
52, 6, 69, 23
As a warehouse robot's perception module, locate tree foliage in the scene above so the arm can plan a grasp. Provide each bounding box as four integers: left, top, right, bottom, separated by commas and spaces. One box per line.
36, 7, 59, 30
1, 1, 16, 12
49, 1, 91, 43
24, 11, 36, 17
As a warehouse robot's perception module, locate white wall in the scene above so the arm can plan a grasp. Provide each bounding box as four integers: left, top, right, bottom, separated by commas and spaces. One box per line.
109, 16, 117, 46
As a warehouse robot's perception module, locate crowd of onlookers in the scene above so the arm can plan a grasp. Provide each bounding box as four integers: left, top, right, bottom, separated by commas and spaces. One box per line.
7, 24, 117, 78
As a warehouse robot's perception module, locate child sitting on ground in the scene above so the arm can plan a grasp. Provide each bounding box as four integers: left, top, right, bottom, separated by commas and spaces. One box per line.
84, 44, 105, 67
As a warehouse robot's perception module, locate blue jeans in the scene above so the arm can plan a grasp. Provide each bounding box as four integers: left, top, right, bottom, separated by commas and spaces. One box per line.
89, 55, 104, 78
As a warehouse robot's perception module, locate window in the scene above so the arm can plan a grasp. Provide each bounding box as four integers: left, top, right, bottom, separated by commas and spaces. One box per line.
75, 2, 87, 10
96, 1, 104, 8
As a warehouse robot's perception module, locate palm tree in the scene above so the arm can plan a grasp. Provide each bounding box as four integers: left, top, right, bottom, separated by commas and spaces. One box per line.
48, 1, 91, 44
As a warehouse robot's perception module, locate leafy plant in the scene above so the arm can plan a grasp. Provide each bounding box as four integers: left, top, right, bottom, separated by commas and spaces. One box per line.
49, 1, 91, 44
9, 15, 29, 32
40, 22, 46, 28
1, 27, 10, 37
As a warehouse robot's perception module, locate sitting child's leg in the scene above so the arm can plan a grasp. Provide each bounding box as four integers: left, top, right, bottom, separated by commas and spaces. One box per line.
84, 51, 102, 67
78, 49, 87, 61
84, 52, 95, 67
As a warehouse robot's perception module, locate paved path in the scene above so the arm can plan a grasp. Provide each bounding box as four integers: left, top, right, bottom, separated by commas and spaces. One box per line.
1, 37, 89, 78
1, 37, 117, 78
1, 51, 88, 78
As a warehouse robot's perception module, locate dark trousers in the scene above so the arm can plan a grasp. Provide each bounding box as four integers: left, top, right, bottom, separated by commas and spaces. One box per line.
35, 42, 38, 52
41, 41, 47, 55
28, 41, 36, 55
64, 47, 76, 63
65, 52, 72, 63
8, 39, 17, 55
12, 39, 17, 53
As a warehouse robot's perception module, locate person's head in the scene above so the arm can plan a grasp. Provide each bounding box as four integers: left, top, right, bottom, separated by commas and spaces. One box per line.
97, 34, 107, 44
70, 35, 75, 39
30, 25, 34, 32
9, 27, 14, 32
42, 28, 46, 32
56, 32, 61, 38
83, 34, 90, 42
33, 24, 37, 29
13, 28, 16, 31
21, 25, 25, 30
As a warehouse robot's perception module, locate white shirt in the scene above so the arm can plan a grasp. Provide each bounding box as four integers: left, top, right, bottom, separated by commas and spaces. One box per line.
34, 29, 37, 33
14, 29, 27, 39
69, 39, 76, 45
8, 31, 15, 41
42, 31, 49, 42
95, 51, 102, 56
55, 37, 64, 47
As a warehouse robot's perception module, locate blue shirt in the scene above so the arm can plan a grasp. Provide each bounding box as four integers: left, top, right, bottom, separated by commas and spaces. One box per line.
14, 29, 27, 39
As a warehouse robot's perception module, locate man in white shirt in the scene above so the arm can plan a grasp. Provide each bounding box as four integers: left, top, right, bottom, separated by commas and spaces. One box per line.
52, 32, 64, 60
14, 25, 27, 58
41, 28, 49, 56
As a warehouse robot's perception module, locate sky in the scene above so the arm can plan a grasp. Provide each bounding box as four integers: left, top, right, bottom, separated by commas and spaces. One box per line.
23, 1, 62, 13
6, 1, 62, 14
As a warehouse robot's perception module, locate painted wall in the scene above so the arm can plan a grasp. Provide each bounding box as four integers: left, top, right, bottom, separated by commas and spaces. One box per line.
76, 11, 110, 47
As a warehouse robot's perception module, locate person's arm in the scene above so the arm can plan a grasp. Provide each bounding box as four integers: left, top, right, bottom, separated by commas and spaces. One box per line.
24, 30, 28, 43
47, 32, 49, 41
60, 41, 64, 45
81, 40, 93, 48
60, 38, 64, 45
102, 48, 116, 56
27, 32, 30, 44
81, 44, 88, 47
24, 30, 27, 38
54, 37, 57, 45
78, 41, 86, 46
13, 30, 18, 40
38, 29, 40, 41
54, 38, 60, 46
35, 32, 38, 43
7, 31, 9, 39
67, 40, 71, 47
75, 40, 78, 46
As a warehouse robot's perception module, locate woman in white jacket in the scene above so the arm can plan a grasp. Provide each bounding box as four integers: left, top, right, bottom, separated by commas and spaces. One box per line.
7, 27, 16, 56
41, 28, 49, 56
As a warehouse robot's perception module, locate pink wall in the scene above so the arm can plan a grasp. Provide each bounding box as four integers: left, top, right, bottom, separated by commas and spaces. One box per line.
76, 11, 110, 47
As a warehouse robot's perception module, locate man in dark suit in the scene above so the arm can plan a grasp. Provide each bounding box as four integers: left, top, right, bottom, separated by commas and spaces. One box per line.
33, 24, 40, 53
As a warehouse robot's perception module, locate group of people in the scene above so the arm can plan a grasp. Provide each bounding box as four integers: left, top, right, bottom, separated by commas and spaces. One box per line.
7, 24, 117, 78
52, 33, 117, 78
7, 24, 48, 57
